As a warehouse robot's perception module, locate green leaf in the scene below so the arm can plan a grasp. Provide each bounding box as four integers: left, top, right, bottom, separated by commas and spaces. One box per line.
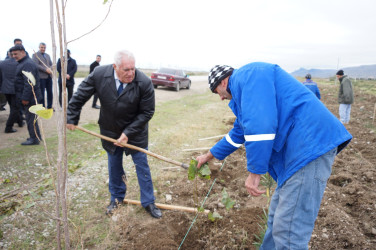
197, 206, 205, 212
208, 211, 223, 222
221, 188, 235, 211
29, 104, 45, 114
36, 108, 54, 120
188, 159, 211, 180
199, 164, 211, 176
224, 199, 235, 210
188, 159, 197, 180
22, 71, 36, 85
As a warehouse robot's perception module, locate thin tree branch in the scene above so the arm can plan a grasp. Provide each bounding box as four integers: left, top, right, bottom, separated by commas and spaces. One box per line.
68, 0, 114, 44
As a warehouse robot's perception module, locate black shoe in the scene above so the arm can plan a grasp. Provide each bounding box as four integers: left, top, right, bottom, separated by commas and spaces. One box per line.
145, 203, 162, 218
18, 121, 25, 127
21, 139, 40, 146
5, 128, 17, 133
92, 105, 101, 109
106, 201, 119, 215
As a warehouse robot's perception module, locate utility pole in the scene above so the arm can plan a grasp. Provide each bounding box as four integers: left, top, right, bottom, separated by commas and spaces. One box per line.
335, 57, 340, 84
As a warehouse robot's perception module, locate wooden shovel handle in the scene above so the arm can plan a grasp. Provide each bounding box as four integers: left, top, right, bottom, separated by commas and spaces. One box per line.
75, 126, 188, 169
123, 199, 210, 214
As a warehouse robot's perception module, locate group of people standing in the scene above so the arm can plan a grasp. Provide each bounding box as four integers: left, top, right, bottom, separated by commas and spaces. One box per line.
302, 70, 354, 124
0, 38, 103, 145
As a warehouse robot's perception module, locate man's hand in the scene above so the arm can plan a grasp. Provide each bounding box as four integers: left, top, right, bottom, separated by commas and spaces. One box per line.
46, 68, 52, 75
66, 74, 71, 80
66, 124, 76, 130
196, 151, 214, 168
114, 133, 128, 147
245, 173, 266, 197
21, 100, 29, 105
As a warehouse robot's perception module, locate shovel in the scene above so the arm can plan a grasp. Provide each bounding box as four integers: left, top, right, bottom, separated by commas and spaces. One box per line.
75, 126, 189, 169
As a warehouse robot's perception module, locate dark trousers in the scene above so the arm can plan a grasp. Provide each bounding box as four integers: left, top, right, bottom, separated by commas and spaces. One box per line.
5, 94, 22, 129
25, 104, 41, 141
0, 93, 6, 109
58, 83, 74, 106
40, 77, 53, 109
92, 92, 99, 107
107, 147, 156, 207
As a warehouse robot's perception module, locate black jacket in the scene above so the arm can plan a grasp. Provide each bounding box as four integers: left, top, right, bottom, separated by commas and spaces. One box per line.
14, 56, 41, 103
89, 61, 100, 73
57, 57, 77, 87
0, 58, 18, 95
67, 65, 155, 154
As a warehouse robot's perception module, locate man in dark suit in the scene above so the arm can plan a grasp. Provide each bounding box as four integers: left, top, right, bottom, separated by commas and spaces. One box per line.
66, 50, 161, 218
89, 55, 101, 109
32, 42, 53, 109
0, 51, 24, 133
10, 44, 41, 145
57, 49, 77, 106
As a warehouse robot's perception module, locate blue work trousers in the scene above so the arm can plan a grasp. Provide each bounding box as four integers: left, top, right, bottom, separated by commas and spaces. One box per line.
107, 147, 155, 207
260, 147, 337, 250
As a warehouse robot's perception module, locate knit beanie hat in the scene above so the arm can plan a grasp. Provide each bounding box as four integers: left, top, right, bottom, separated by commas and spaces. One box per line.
336, 70, 344, 76
208, 65, 234, 92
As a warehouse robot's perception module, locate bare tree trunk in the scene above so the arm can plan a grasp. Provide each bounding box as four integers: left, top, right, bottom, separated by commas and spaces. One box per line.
47, 1, 113, 248
50, 1, 62, 249
53, 0, 70, 248
60, 0, 70, 248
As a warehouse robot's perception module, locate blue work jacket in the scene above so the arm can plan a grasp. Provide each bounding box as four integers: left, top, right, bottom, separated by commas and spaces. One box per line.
210, 62, 352, 187
302, 79, 321, 99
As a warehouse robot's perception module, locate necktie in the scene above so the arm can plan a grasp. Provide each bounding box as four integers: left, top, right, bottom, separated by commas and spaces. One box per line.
117, 82, 124, 96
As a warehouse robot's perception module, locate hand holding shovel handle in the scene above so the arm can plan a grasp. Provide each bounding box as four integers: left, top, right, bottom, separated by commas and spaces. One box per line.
75, 126, 188, 169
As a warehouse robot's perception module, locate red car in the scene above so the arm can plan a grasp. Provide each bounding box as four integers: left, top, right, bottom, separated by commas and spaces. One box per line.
151, 68, 191, 92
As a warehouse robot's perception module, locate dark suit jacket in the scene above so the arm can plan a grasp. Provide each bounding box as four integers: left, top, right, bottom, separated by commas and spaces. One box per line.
89, 61, 100, 73
0, 58, 18, 95
57, 57, 77, 87
67, 65, 155, 154
14, 56, 41, 103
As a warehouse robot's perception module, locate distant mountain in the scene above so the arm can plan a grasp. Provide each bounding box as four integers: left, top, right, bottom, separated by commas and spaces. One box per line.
290, 64, 376, 79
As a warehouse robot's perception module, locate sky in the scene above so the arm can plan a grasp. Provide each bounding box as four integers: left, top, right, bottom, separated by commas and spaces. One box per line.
1, 0, 375, 73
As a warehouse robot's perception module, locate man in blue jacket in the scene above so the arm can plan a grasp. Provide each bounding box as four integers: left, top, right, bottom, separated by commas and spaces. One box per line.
302, 73, 321, 99
196, 63, 352, 249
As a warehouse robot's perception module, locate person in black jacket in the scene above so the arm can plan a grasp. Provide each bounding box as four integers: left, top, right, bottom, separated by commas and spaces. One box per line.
89, 55, 101, 109
57, 49, 77, 106
66, 50, 161, 218
0, 52, 24, 133
10, 44, 41, 145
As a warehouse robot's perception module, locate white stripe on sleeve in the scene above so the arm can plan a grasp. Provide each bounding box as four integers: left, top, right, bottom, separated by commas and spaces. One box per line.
225, 134, 242, 148
244, 134, 276, 141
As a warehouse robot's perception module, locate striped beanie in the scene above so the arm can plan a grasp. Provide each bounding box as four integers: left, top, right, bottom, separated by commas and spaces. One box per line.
208, 65, 234, 92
